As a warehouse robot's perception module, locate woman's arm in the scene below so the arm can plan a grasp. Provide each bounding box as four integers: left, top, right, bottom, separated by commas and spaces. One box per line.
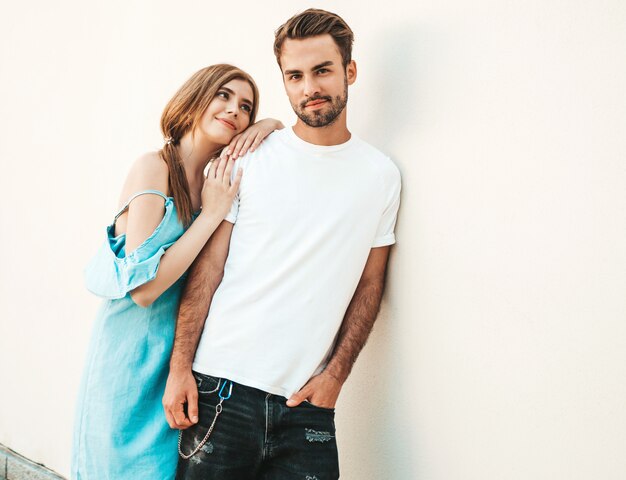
222, 118, 284, 160
118, 153, 240, 307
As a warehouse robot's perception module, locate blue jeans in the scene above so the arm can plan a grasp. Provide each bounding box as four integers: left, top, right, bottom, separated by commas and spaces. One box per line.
176, 372, 340, 479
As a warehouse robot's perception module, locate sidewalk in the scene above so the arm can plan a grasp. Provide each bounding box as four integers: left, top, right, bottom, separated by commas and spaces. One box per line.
0, 444, 65, 480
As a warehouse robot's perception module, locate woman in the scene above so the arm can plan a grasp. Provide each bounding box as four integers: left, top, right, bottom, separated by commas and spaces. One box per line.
72, 64, 282, 479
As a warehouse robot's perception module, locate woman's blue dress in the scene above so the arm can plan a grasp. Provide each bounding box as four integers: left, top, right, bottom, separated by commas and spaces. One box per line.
72, 190, 193, 479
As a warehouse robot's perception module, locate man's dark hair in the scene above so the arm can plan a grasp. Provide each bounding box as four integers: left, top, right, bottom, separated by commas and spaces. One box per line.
274, 8, 354, 68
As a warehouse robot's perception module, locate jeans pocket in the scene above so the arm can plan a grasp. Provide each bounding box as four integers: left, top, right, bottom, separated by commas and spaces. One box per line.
192, 372, 221, 394
303, 400, 335, 413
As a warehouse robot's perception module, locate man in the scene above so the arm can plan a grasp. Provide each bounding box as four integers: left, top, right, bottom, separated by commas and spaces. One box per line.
163, 8, 401, 479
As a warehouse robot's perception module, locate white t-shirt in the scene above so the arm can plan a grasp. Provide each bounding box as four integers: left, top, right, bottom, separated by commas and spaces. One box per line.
192, 127, 401, 398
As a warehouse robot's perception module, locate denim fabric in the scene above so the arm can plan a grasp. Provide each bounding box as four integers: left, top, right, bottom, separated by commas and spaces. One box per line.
176, 372, 340, 480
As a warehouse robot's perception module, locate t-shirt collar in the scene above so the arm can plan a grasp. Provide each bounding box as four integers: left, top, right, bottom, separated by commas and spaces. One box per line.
285, 126, 355, 154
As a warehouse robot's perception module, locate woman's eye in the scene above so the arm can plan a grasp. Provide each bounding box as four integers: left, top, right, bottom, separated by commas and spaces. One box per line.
217, 91, 229, 99
240, 104, 252, 114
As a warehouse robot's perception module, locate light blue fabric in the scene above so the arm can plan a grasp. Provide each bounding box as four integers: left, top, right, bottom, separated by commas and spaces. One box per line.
83, 190, 179, 299
73, 190, 193, 479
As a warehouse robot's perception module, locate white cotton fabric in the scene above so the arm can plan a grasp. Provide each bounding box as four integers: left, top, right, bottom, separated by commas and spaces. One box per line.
192, 127, 401, 398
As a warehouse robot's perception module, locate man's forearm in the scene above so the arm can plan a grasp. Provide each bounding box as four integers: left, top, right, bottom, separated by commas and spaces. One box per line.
170, 262, 222, 370
169, 222, 233, 371
324, 277, 385, 384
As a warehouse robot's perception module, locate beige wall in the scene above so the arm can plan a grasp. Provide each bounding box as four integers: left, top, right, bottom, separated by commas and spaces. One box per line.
1, 1, 625, 478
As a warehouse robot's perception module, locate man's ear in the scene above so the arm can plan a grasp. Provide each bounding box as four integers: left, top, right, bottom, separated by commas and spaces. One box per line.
346, 60, 357, 86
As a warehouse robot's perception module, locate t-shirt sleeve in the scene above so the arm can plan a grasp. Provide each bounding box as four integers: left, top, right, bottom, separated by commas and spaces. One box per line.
372, 162, 402, 247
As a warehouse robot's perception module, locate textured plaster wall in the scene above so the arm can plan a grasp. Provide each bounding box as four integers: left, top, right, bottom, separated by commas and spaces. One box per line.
1, 1, 625, 478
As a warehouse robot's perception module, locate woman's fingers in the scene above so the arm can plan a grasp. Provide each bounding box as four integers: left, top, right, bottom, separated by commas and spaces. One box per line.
223, 157, 235, 186
225, 133, 241, 157
229, 120, 278, 158
207, 158, 219, 179
238, 135, 255, 158
215, 157, 227, 180
204, 157, 238, 188
250, 132, 264, 152
230, 168, 243, 193
231, 134, 248, 159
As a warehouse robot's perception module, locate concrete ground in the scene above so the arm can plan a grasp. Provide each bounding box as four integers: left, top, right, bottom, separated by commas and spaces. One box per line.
0, 445, 65, 480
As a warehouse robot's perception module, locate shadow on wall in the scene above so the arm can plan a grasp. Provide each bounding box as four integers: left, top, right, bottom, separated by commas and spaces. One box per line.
363, 24, 421, 155
340, 24, 422, 479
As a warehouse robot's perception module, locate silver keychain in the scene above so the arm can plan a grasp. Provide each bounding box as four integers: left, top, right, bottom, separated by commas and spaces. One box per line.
178, 379, 233, 459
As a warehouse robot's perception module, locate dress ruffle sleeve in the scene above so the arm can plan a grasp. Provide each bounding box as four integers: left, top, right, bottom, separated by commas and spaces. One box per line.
84, 195, 184, 300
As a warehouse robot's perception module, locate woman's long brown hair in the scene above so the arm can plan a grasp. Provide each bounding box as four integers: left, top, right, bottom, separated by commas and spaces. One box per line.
159, 64, 259, 226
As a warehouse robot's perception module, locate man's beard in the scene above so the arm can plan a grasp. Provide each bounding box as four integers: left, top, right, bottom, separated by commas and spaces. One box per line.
292, 79, 348, 128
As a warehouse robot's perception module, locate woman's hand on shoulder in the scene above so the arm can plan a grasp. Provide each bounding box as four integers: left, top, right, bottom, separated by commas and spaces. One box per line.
199, 157, 242, 221
222, 118, 284, 160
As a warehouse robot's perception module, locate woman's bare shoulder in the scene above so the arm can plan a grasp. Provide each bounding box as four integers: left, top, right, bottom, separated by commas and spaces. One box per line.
130, 151, 168, 182
119, 151, 169, 204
